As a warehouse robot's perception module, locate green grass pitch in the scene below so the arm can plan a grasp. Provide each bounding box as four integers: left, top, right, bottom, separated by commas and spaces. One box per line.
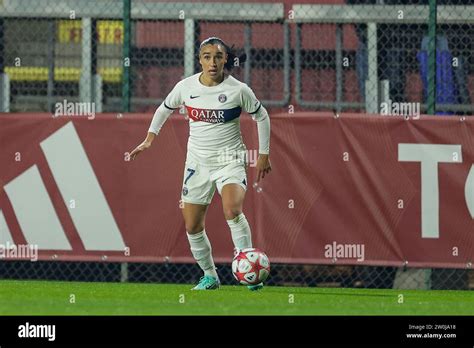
0, 280, 473, 315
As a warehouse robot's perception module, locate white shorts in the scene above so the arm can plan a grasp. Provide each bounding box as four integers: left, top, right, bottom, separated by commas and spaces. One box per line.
180, 157, 248, 205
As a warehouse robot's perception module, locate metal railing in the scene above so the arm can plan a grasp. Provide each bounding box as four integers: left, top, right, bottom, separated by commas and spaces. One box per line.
0, 0, 290, 112
293, 4, 474, 114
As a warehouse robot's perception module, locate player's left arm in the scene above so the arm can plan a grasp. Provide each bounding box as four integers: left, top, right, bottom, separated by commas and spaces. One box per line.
241, 85, 271, 182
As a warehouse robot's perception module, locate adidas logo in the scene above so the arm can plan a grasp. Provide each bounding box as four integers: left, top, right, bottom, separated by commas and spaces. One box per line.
1, 122, 126, 254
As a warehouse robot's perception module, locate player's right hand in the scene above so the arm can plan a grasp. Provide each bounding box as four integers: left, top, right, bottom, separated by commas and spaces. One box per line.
129, 141, 152, 160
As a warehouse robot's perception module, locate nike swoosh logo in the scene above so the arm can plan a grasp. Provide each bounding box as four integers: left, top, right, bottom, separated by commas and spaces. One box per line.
190, 95, 200, 99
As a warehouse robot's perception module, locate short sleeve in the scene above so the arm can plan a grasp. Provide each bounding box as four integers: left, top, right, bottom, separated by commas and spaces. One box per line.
241, 84, 261, 114
163, 82, 183, 110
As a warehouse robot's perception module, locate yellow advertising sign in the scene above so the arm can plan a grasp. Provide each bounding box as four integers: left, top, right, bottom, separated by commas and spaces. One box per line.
57, 20, 123, 44
5, 67, 122, 83
58, 20, 82, 43
97, 20, 124, 44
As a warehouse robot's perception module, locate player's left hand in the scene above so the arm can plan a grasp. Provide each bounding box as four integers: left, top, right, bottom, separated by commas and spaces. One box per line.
256, 154, 272, 182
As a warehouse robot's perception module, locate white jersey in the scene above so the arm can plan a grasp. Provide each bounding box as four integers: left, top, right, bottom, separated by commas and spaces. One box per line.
159, 73, 264, 166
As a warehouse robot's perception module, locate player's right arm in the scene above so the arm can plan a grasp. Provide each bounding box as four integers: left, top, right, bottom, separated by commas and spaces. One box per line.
129, 82, 183, 160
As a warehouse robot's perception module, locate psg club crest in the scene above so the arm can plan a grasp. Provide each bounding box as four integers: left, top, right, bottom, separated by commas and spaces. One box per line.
218, 94, 227, 103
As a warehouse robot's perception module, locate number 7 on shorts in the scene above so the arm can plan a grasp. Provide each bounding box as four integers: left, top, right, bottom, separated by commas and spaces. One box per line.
185, 168, 196, 185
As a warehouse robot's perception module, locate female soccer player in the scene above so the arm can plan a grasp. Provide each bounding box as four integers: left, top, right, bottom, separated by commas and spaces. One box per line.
129, 37, 271, 291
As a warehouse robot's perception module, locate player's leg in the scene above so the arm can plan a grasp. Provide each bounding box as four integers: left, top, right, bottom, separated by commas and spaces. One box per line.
216, 158, 252, 251
217, 164, 263, 291
183, 203, 220, 290
221, 183, 252, 251
181, 160, 219, 290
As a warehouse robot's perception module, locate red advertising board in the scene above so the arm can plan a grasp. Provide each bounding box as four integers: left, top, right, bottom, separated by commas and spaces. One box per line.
0, 112, 473, 268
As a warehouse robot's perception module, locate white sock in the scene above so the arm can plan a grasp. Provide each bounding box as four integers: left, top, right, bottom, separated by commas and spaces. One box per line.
187, 230, 218, 278
227, 213, 252, 250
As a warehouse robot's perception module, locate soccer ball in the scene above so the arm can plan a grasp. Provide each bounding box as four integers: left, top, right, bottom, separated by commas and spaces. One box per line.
232, 248, 270, 285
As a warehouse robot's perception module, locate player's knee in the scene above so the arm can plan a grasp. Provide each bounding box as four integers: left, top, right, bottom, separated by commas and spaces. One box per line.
185, 222, 205, 234
223, 207, 242, 220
